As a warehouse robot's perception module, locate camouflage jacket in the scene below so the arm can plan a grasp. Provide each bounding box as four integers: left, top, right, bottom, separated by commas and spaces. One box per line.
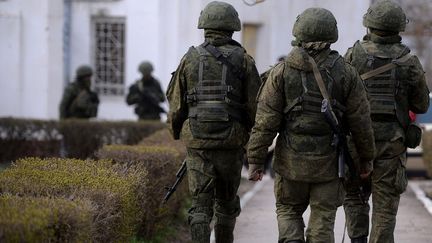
166, 36, 261, 149
247, 47, 375, 182
59, 82, 99, 119
345, 33, 429, 145
126, 76, 165, 119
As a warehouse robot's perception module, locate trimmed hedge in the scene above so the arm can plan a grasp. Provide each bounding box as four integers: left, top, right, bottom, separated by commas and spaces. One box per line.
0, 118, 61, 163
59, 119, 165, 159
0, 118, 165, 162
96, 144, 187, 239
422, 131, 432, 178
0, 157, 145, 242
0, 195, 93, 242
138, 128, 186, 158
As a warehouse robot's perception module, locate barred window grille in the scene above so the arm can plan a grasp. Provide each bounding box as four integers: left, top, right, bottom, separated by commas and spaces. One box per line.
93, 17, 125, 96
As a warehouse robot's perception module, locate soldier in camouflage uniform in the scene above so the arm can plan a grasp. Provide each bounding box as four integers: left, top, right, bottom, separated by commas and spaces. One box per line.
126, 61, 165, 120
59, 65, 99, 119
343, 1, 430, 243
166, 2, 261, 242
247, 8, 375, 243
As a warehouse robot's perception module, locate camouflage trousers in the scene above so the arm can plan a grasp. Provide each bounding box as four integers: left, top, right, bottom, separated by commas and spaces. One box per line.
274, 173, 344, 243
186, 148, 243, 243
344, 140, 407, 243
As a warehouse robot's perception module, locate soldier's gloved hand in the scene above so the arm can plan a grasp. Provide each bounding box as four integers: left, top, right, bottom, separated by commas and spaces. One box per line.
248, 164, 264, 181
359, 160, 373, 180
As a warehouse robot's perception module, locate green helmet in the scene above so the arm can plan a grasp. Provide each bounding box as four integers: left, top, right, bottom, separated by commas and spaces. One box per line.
76, 65, 93, 78
363, 0, 406, 32
293, 8, 338, 44
138, 61, 154, 74
198, 1, 241, 31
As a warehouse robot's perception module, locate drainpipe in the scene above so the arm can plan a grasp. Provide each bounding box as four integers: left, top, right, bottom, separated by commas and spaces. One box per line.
63, 0, 72, 86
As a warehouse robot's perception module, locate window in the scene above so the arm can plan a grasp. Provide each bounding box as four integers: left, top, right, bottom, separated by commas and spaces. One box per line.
93, 17, 125, 96
242, 23, 261, 59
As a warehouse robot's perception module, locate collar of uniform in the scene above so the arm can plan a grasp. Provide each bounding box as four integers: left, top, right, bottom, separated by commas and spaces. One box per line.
363, 33, 402, 44
204, 29, 235, 46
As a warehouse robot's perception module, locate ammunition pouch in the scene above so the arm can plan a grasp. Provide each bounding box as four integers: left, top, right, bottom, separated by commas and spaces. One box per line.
405, 122, 422, 148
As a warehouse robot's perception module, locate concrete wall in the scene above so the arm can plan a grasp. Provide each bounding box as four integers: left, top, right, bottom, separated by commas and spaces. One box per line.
0, 0, 371, 120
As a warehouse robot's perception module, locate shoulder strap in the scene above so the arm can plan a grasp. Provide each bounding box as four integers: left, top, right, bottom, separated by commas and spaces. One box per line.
308, 55, 330, 101
360, 53, 412, 80
201, 41, 244, 79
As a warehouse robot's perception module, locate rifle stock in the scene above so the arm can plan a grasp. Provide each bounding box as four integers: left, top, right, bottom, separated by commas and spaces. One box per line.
321, 99, 369, 204
163, 160, 187, 204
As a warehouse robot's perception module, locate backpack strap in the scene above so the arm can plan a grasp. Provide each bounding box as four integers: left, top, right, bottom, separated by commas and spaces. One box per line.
360, 53, 412, 80
201, 41, 244, 79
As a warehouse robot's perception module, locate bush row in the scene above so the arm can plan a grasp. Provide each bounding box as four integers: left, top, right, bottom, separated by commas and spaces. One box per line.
0, 128, 189, 242
0, 195, 93, 242
0, 117, 165, 162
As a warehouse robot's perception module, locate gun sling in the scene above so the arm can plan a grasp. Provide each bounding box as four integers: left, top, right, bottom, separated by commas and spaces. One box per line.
360, 53, 412, 81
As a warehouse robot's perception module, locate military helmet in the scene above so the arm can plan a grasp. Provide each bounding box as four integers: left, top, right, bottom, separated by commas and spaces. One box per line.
76, 65, 93, 78
198, 1, 241, 31
138, 61, 154, 74
363, 0, 406, 32
293, 8, 338, 43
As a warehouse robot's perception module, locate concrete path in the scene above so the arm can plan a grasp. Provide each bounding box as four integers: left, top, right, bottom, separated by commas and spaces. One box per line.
234, 178, 432, 243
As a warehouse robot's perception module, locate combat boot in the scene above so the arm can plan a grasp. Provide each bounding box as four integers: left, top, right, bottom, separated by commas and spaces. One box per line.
214, 224, 234, 243
351, 236, 367, 243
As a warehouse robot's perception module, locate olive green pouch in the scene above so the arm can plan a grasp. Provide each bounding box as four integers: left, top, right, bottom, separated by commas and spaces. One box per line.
405, 122, 422, 149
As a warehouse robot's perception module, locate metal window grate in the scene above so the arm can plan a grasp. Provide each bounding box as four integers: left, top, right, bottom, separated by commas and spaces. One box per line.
93, 17, 125, 96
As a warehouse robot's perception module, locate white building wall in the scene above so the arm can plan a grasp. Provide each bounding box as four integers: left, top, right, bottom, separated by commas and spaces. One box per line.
0, 0, 371, 120
0, 0, 63, 119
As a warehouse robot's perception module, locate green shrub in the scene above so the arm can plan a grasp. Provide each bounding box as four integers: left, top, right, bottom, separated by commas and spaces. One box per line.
96, 145, 188, 239
58, 119, 166, 159
0, 118, 61, 163
0, 195, 93, 242
422, 131, 432, 178
0, 118, 166, 162
139, 128, 186, 158
0, 157, 144, 242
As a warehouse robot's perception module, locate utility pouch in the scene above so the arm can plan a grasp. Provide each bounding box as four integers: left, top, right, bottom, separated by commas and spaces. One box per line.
405, 122, 422, 148
189, 119, 232, 140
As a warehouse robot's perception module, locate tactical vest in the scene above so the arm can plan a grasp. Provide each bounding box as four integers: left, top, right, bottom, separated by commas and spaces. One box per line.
351, 41, 411, 129
185, 43, 247, 140
283, 53, 346, 156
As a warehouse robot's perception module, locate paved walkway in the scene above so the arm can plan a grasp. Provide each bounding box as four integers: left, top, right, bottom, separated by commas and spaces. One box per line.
234, 178, 432, 243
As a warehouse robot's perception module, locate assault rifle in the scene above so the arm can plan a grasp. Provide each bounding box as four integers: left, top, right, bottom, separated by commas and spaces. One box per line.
321, 99, 370, 204
163, 160, 187, 204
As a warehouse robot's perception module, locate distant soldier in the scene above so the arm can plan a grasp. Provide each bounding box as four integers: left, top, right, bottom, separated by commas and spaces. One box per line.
166, 1, 261, 242
344, 1, 430, 243
126, 61, 165, 120
59, 65, 99, 119
247, 8, 375, 243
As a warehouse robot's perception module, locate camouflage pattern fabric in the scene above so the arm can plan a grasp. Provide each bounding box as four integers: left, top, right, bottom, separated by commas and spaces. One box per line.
59, 81, 99, 119
126, 76, 165, 120
343, 32, 429, 242
186, 148, 243, 243
197, 1, 241, 31
167, 30, 261, 149
247, 46, 375, 181
274, 173, 344, 243
166, 4, 261, 240
363, 0, 407, 33
247, 8, 375, 242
